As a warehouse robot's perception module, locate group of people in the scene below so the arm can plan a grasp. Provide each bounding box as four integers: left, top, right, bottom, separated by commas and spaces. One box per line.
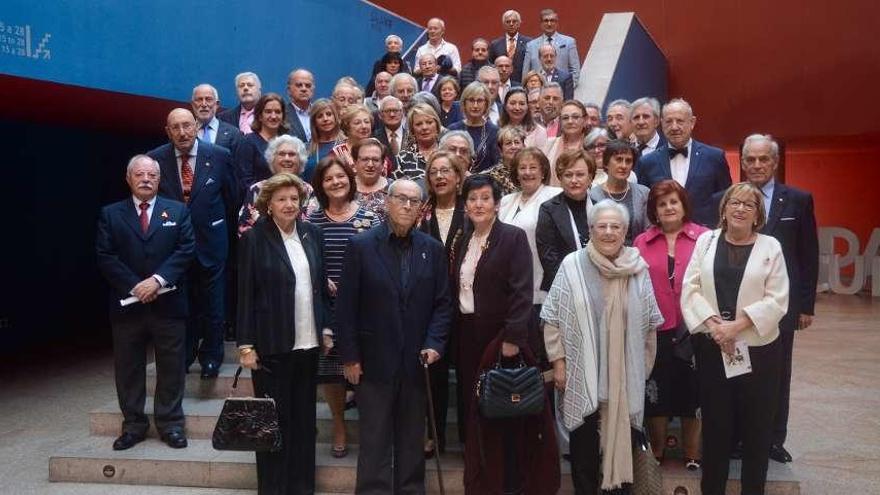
95, 7, 819, 495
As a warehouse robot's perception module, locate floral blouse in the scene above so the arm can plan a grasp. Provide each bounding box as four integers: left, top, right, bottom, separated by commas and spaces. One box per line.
479, 162, 519, 196
391, 142, 431, 181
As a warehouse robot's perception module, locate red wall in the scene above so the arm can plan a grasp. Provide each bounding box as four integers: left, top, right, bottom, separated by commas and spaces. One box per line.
377, 0, 880, 146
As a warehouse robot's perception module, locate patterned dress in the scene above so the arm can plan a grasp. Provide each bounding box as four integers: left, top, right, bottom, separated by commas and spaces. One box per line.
306, 205, 380, 382
355, 180, 392, 222
391, 142, 432, 181
479, 161, 519, 196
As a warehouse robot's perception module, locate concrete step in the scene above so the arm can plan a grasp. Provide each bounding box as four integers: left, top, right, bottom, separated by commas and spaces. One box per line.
48, 437, 800, 494
89, 398, 460, 445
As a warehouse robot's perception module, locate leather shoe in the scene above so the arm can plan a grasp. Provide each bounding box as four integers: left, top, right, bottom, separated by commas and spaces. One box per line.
161, 430, 188, 449
113, 432, 145, 451
200, 361, 220, 379
769, 444, 793, 463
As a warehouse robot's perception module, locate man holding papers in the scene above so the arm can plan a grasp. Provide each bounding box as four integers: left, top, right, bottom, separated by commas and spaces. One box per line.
96, 154, 195, 451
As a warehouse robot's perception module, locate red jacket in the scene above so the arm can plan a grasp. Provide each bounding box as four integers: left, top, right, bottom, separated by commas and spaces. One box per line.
633, 222, 708, 332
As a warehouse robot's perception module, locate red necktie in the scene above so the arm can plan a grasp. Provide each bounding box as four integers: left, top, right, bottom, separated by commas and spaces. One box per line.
180, 155, 194, 203
139, 202, 150, 234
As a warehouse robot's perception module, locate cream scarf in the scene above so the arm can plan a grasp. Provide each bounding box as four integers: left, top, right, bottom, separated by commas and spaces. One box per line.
586, 241, 646, 490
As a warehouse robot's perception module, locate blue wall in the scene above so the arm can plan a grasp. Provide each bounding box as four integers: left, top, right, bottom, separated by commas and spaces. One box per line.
603, 17, 668, 111
0, 0, 424, 101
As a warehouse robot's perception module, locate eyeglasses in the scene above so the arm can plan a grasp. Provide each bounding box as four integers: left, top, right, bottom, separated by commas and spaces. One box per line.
560, 113, 584, 122
465, 98, 487, 104
429, 167, 455, 177
727, 199, 758, 211
389, 193, 422, 207
381, 108, 402, 115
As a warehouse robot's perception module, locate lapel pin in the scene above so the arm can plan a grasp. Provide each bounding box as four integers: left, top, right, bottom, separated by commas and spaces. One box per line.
422, 252, 426, 260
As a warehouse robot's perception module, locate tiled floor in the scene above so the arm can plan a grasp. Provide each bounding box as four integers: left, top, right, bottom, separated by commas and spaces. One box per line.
1, 292, 877, 494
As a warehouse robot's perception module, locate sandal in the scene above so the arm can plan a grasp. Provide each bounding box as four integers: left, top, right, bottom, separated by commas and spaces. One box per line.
331, 445, 348, 458
685, 458, 701, 471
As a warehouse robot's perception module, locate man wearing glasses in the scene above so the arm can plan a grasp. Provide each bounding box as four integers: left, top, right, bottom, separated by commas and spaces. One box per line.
522, 8, 581, 86
336, 179, 452, 494
373, 96, 407, 170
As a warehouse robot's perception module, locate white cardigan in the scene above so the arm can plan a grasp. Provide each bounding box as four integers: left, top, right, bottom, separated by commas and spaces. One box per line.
680, 230, 789, 347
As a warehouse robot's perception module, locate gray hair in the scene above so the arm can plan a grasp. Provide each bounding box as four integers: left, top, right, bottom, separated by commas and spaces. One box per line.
286, 68, 313, 85
541, 82, 563, 97
538, 43, 557, 56
385, 34, 402, 46
192, 83, 219, 101
502, 10, 521, 22
389, 177, 427, 201
477, 65, 500, 80
389, 73, 417, 94
413, 91, 441, 115
126, 154, 160, 177
427, 17, 446, 30
234, 72, 261, 88
631, 97, 660, 118
584, 126, 610, 147
741, 133, 780, 160
585, 101, 601, 113
418, 52, 437, 64
588, 198, 630, 229
439, 130, 475, 157
662, 97, 694, 118
379, 95, 403, 111
472, 37, 489, 49
264, 135, 308, 169
607, 99, 632, 115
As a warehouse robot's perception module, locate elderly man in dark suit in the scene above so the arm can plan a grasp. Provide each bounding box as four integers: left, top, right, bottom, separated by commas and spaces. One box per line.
711, 134, 819, 463
148, 108, 237, 378
191, 84, 243, 157
489, 9, 532, 85
217, 72, 261, 135
336, 179, 452, 495
285, 68, 314, 143
636, 98, 732, 226
536, 43, 574, 100
630, 96, 667, 155
96, 154, 195, 450
372, 96, 407, 172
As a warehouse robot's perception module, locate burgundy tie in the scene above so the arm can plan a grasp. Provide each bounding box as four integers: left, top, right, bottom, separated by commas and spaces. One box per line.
139, 202, 150, 234
180, 155, 194, 203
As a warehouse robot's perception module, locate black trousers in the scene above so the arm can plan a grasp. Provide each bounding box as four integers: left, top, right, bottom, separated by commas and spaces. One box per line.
356, 376, 426, 495
111, 311, 185, 436
427, 356, 449, 451
772, 330, 794, 446
696, 335, 781, 495
569, 413, 632, 495
185, 260, 226, 367
251, 349, 318, 495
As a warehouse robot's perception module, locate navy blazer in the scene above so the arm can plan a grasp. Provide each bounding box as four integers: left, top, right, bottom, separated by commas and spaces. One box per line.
217, 104, 241, 127
214, 120, 243, 157
285, 101, 309, 143
148, 140, 237, 267
710, 183, 819, 332
335, 222, 453, 384
488, 34, 532, 84
233, 132, 273, 199
543, 68, 574, 100
96, 196, 195, 319
535, 192, 583, 291
236, 217, 331, 356
636, 139, 732, 227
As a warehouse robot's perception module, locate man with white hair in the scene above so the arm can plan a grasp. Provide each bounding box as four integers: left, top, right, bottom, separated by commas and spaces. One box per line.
415, 18, 461, 75
191, 84, 242, 156
218, 72, 261, 134
389, 73, 418, 111
373, 96, 407, 169
605, 99, 633, 141
285, 68, 315, 143
416, 53, 440, 93
537, 43, 573, 100
489, 9, 532, 85
630, 96, 666, 155
477, 65, 503, 124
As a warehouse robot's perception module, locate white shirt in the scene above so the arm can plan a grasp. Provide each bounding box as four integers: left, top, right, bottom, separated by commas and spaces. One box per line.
416, 40, 462, 73
279, 225, 319, 350
488, 101, 500, 125
670, 139, 693, 187
385, 126, 403, 151
641, 131, 661, 155
498, 80, 511, 103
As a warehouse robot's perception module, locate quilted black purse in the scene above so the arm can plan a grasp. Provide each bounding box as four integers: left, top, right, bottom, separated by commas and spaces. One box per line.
212, 367, 282, 452
476, 354, 545, 419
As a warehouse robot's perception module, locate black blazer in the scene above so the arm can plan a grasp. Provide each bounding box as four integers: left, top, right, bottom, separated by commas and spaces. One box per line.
236, 217, 331, 356
214, 120, 243, 157
450, 221, 533, 348
336, 223, 453, 383
285, 101, 309, 143
234, 132, 273, 200
217, 104, 241, 127
636, 139, 732, 226
372, 125, 405, 171
419, 198, 466, 258
710, 183, 819, 332
95, 196, 195, 319
488, 34, 532, 84
535, 192, 583, 291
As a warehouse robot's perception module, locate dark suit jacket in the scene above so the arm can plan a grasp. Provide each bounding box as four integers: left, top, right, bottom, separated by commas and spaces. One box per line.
416, 74, 441, 94
638, 132, 667, 155
233, 132, 273, 199
636, 139, 732, 227
710, 183, 819, 332
542, 68, 574, 100
458, 60, 490, 89
96, 196, 195, 319
217, 104, 241, 127
236, 217, 331, 356
336, 223, 453, 384
214, 120, 243, 156
535, 192, 583, 291
450, 221, 533, 348
419, 198, 466, 256
489, 34, 532, 84
148, 140, 237, 267
285, 101, 309, 143
372, 125, 406, 171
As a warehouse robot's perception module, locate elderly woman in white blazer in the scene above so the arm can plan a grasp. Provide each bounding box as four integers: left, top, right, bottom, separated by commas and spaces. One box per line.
681, 182, 789, 495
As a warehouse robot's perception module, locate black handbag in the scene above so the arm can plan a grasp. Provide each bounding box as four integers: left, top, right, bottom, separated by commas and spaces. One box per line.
476, 354, 545, 419
211, 366, 282, 452
670, 322, 694, 363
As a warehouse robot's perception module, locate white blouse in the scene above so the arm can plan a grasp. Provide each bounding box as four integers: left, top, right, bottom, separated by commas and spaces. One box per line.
280, 226, 319, 350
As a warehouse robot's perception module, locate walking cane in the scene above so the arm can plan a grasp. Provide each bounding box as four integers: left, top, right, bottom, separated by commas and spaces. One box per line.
421, 352, 446, 495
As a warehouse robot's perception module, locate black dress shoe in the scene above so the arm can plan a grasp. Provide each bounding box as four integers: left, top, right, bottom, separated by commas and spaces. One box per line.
730, 442, 743, 459
200, 361, 220, 379
769, 444, 793, 463
113, 432, 145, 451
161, 430, 188, 449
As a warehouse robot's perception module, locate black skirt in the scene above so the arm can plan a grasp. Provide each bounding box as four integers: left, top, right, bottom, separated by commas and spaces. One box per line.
645, 328, 699, 417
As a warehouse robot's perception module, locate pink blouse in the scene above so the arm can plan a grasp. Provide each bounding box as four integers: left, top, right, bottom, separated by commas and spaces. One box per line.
633, 222, 708, 331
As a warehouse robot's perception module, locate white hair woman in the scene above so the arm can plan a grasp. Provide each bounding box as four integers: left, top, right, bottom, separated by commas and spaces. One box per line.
542, 198, 664, 494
